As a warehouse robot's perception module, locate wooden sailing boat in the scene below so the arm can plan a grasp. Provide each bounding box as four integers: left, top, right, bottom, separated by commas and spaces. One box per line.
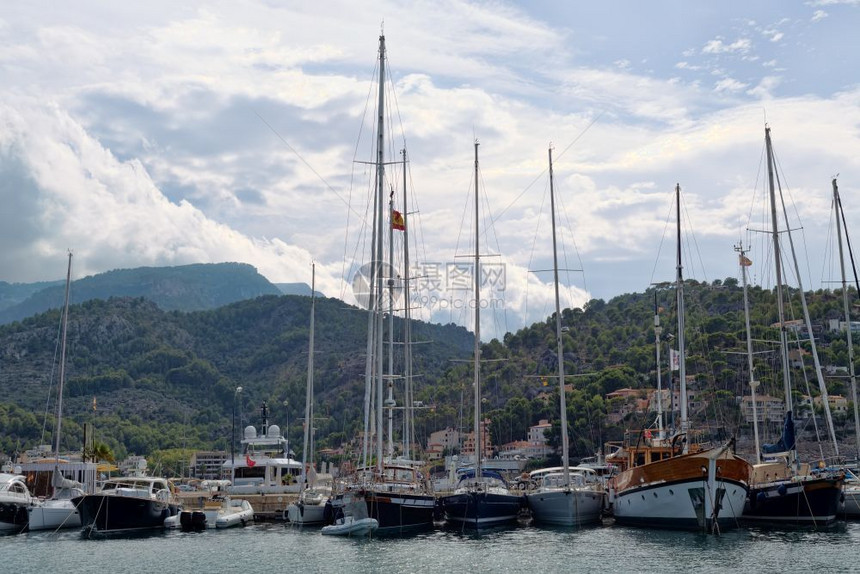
607, 184, 751, 532
741, 127, 844, 526
331, 34, 435, 534
525, 147, 604, 526
439, 141, 524, 529
285, 265, 332, 525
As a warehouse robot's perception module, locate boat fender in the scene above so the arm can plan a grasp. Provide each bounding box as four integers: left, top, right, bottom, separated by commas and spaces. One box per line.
777, 484, 787, 496
756, 491, 766, 504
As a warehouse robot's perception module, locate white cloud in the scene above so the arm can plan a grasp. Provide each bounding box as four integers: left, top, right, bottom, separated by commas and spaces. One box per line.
702, 38, 752, 55
714, 78, 749, 92
2, 1, 860, 340
811, 10, 829, 21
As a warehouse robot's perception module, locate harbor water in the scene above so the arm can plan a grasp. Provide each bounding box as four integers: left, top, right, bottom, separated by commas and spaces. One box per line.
2, 520, 858, 573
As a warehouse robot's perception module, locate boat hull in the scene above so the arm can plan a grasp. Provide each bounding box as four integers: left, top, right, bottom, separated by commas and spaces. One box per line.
842, 484, 860, 517
362, 490, 436, 533
74, 495, 179, 535
610, 449, 751, 531
440, 490, 522, 529
321, 517, 378, 536
27, 500, 82, 531
743, 476, 843, 525
613, 477, 749, 530
286, 501, 328, 525
527, 488, 604, 526
0, 501, 30, 534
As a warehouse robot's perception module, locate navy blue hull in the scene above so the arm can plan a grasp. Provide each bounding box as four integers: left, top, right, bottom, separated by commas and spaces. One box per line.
441, 490, 523, 529
363, 490, 436, 533
743, 476, 843, 526
74, 495, 179, 535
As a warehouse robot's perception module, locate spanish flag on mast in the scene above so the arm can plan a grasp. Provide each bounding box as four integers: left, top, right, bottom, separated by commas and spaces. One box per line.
739, 254, 753, 267
392, 210, 405, 231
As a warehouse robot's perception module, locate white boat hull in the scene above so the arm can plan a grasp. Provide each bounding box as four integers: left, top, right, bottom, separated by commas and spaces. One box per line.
286, 502, 327, 525
527, 488, 604, 526
28, 500, 81, 530
321, 517, 378, 537
842, 484, 860, 517
613, 478, 748, 530
215, 505, 254, 529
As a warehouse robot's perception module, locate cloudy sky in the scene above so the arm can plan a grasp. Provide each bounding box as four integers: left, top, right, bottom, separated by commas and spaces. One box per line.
2, 1, 860, 339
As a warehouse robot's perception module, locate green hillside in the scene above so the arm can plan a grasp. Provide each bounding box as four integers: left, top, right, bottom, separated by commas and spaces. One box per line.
1, 276, 856, 471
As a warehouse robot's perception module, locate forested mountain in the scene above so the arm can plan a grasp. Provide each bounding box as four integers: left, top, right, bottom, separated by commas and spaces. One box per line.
0, 262, 282, 324
0, 294, 473, 462
1, 276, 856, 469
414, 277, 858, 462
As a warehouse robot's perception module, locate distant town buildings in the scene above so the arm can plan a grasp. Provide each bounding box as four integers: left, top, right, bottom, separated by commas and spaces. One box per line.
740, 395, 785, 424
461, 419, 493, 459
426, 427, 460, 461
190, 450, 228, 479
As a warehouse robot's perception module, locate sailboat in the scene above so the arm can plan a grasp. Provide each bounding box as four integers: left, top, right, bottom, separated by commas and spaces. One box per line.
438, 141, 524, 529
286, 264, 333, 526
607, 184, 752, 532
741, 127, 844, 526
27, 252, 95, 531
525, 147, 604, 526
832, 177, 860, 518
330, 34, 436, 534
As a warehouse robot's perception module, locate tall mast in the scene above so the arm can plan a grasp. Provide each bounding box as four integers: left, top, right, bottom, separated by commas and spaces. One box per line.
768, 127, 838, 458
736, 244, 762, 463
675, 183, 688, 453
54, 251, 72, 461
402, 148, 413, 461
548, 147, 570, 484
834, 178, 860, 460
374, 34, 387, 473
654, 293, 664, 440
300, 264, 315, 489
765, 127, 794, 429
387, 188, 395, 460
473, 140, 482, 480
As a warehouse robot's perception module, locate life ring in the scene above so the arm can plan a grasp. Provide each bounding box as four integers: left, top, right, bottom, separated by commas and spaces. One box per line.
644, 429, 652, 440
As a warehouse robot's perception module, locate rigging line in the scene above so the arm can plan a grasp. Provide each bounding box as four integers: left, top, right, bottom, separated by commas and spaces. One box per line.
254, 111, 366, 225
680, 190, 708, 284
340, 55, 378, 298
524, 174, 551, 327
820, 197, 836, 286
773, 148, 817, 293
491, 111, 604, 225
648, 189, 676, 287
40, 289, 67, 446
555, 175, 588, 298
836, 187, 860, 295
478, 159, 510, 338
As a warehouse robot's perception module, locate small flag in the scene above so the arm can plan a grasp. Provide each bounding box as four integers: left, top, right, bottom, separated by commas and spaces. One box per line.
392, 210, 405, 231
669, 348, 680, 371
541, 378, 548, 387
739, 255, 753, 267
246, 454, 256, 468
